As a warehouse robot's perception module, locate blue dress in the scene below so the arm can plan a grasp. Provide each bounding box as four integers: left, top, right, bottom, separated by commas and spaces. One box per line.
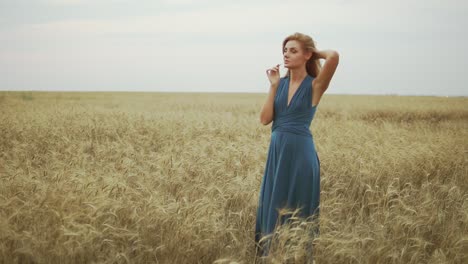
255, 74, 320, 256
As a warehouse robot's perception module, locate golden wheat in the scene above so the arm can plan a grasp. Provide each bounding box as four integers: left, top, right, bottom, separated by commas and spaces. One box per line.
0, 91, 467, 263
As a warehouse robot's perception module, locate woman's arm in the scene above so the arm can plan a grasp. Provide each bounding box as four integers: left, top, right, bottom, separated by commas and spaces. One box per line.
259, 83, 279, 125
313, 49, 340, 93
260, 64, 281, 125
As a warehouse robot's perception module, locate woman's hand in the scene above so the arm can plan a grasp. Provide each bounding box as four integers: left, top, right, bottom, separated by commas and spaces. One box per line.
312, 49, 337, 60
266, 64, 281, 86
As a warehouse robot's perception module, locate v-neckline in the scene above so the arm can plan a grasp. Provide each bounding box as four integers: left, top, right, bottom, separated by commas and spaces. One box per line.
286, 75, 309, 109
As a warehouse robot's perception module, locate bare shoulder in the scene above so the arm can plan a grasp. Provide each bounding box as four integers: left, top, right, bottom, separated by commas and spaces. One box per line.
311, 78, 325, 107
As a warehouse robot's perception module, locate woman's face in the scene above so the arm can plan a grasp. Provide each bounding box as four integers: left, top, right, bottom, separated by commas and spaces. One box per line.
283, 40, 311, 69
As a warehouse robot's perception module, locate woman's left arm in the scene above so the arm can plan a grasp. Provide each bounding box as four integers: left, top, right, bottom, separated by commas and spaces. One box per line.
313, 49, 340, 93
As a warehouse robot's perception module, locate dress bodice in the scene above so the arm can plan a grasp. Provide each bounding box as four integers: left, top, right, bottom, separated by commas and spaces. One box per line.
271, 75, 318, 137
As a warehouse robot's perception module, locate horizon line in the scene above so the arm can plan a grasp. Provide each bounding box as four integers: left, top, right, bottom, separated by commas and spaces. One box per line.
1, 90, 466, 98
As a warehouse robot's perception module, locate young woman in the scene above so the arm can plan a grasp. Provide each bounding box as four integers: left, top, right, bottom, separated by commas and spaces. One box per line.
255, 32, 339, 257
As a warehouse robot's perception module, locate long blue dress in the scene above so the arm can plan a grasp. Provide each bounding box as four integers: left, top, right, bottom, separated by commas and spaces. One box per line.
255, 74, 320, 257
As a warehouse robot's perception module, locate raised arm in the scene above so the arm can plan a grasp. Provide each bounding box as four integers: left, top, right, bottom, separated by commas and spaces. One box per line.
260, 64, 281, 125
313, 50, 340, 93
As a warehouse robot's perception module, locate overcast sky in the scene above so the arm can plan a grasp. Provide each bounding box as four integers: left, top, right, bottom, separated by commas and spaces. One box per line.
0, 0, 466, 96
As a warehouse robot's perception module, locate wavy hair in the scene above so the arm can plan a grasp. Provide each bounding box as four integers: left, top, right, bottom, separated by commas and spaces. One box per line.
282, 32, 322, 78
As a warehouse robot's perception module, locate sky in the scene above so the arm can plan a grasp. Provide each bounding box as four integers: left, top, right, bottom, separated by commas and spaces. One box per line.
0, 0, 467, 96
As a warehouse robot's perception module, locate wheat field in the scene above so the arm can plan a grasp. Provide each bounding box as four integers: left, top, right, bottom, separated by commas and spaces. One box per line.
0, 91, 467, 263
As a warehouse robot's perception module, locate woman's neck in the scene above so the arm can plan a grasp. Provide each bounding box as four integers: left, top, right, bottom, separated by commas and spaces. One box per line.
288, 68, 308, 83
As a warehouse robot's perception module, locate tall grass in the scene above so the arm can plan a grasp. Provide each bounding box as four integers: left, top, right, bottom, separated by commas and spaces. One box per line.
0, 92, 467, 263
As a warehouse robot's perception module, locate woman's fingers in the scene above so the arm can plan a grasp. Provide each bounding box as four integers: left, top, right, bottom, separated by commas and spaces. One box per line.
267, 64, 281, 75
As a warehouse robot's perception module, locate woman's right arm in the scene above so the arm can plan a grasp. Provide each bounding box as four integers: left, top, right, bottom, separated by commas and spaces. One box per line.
259, 83, 279, 125
260, 64, 281, 125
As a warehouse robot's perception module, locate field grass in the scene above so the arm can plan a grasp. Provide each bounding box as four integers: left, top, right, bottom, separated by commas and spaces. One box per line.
0, 91, 467, 263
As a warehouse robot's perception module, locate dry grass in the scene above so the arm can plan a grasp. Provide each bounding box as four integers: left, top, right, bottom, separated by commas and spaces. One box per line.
0, 91, 467, 263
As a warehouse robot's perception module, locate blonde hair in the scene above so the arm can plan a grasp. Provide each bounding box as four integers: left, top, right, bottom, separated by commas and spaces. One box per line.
282, 32, 322, 78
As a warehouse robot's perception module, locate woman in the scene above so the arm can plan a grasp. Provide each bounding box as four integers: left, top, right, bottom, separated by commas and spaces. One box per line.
255, 32, 339, 257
